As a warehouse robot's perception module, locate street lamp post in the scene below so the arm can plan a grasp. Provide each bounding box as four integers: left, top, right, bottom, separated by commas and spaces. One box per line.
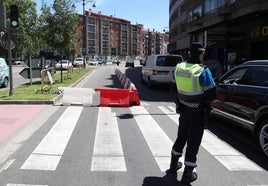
147, 29, 151, 56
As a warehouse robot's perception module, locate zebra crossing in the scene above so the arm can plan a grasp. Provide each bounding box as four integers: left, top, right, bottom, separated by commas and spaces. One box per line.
2, 104, 264, 186
19, 105, 262, 173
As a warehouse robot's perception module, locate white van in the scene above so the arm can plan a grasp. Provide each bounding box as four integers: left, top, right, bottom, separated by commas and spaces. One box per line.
0, 57, 9, 88
141, 54, 183, 88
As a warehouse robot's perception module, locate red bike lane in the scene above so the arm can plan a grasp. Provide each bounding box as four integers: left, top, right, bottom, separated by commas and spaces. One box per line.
0, 105, 48, 144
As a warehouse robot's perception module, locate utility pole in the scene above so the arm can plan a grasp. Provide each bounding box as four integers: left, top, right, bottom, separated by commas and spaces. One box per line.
0, 3, 6, 29
75, 0, 96, 68
0, 1, 17, 96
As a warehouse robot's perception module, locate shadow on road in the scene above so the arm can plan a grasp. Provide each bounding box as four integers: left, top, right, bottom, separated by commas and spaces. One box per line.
142, 173, 189, 186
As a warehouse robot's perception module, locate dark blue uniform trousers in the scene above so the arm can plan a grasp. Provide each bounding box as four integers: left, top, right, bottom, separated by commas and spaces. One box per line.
172, 109, 205, 167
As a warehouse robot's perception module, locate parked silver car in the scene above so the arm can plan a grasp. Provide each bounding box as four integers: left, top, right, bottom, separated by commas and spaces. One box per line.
55, 60, 73, 70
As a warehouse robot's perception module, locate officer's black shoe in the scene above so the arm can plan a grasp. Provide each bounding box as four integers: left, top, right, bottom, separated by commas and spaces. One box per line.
180, 166, 197, 184
166, 155, 182, 174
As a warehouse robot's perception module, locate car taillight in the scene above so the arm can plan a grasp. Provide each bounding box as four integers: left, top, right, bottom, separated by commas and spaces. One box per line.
152, 69, 157, 75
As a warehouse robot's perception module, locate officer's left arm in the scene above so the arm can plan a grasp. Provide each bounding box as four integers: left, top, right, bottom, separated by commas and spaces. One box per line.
199, 68, 217, 103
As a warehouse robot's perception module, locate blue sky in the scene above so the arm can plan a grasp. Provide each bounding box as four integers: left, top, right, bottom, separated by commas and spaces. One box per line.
36, 0, 169, 32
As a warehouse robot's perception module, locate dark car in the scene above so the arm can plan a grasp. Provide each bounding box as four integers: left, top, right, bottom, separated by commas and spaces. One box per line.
210, 60, 268, 157
98, 58, 106, 65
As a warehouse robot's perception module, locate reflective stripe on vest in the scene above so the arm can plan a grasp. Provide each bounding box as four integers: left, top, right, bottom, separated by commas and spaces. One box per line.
174, 62, 204, 95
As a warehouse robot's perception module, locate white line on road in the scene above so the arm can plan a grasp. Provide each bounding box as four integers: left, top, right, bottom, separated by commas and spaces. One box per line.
91, 107, 126, 171
0, 159, 15, 174
130, 106, 173, 172
202, 130, 263, 171
20, 106, 83, 171
6, 184, 48, 186
158, 106, 179, 125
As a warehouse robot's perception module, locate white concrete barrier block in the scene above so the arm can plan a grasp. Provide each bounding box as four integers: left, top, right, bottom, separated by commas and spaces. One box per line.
60, 87, 100, 106
92, 91, 100, 106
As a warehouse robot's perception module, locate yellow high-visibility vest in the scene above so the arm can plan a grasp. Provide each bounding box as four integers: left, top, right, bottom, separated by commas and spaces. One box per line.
174, 62, 204, 95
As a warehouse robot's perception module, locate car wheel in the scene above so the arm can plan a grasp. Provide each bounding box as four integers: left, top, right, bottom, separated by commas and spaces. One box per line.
258, 119, 268, 157
2, 77, 8, 88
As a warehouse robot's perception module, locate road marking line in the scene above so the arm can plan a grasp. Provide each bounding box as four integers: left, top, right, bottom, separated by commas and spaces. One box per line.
91, 107, 126, 171
130, 106, 173, 172
20, 106, 83, 171
0, 159, 15, 173
6, 184, 48, 186
202, 130, 263, 171
158, 106, 179, 125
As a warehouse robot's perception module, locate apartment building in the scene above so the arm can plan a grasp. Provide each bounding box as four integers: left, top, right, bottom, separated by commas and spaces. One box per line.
169, 0, 268, 72
76, 10, 169, 60
169, 0, 190, 58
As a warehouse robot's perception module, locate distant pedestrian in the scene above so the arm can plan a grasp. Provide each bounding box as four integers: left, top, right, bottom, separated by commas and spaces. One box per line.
167, 42, 216, 185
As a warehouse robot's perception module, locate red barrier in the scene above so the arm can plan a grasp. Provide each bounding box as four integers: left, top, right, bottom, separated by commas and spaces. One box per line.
95, 86, 140, 107
129, 84, 140, 106
95, 87, 131, 107
95, 68, 140, 107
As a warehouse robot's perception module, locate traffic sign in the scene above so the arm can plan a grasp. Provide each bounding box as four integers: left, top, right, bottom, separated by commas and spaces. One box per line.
19, 67, 41, 79
0, 32, 15, 50
82, 48, 86, 55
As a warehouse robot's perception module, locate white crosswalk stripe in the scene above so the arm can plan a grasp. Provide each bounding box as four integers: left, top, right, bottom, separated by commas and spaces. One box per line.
202, 131, 262, 171
6, 184, 48, 186
20, 106, 83, 171
130, 106, 174, 172
91, 107, 126, 171
158, 105, 179, 124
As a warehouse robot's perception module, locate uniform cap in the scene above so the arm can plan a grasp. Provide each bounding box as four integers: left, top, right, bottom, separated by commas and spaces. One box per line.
190, 42, 205, 54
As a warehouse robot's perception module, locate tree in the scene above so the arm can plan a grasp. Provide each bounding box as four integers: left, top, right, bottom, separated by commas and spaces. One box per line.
39, 0, 78, 59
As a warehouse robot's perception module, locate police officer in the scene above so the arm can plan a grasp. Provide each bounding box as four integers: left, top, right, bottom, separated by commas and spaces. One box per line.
167, 42, 216, 185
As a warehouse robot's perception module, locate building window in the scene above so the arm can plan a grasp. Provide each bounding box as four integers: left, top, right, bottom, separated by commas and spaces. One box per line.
88, 25, 95, 32
192, 5, 202, 20
121, 24, 127, 30
204, 0, 228, 14
188, 11, 192, 22
102, 20, 108, 26
218, 0, 226, 7
180, 3, 186, 15
87, 17, 95, 25
88, 32, 95, 39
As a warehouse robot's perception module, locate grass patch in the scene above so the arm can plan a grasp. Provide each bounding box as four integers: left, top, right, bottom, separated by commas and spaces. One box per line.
0, 68, 93, 101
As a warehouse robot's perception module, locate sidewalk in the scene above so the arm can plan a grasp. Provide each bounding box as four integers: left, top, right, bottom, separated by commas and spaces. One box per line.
0, 104, 49, 144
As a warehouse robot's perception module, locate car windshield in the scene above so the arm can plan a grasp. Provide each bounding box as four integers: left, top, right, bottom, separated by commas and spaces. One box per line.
156, 56, 182, 67
222, 68, 247, 84
60, 60, 68, 64
75, 58, 83, 61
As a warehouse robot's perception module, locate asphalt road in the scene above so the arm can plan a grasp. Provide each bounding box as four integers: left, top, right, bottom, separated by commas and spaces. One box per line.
0, 62, 267, 186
